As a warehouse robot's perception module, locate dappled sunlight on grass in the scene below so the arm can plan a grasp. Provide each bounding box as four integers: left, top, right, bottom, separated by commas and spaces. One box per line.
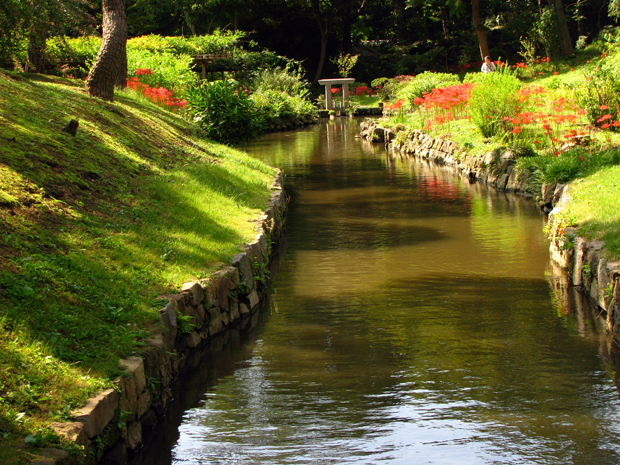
0, 70, 277, 449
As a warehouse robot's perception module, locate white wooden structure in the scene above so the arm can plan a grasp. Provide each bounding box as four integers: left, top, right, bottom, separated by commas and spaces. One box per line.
318, 78, 356, 111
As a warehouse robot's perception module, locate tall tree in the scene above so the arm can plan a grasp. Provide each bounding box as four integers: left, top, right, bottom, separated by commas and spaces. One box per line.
309, 0, 336, 81
549, 0, 573, 54
86, 0, 127, 100
407, 0, 489, 59
471, 0, 489, 58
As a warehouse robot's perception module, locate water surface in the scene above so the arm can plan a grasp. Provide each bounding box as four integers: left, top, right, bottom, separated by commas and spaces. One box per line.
162, 119, 620, 464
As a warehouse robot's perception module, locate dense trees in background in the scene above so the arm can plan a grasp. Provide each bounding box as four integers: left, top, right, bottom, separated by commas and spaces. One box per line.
0, 0, 95, 71
1, 0, 618, 83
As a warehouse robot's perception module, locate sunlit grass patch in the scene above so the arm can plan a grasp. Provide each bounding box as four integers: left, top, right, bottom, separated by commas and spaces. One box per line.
561, 165, 620, 258
0, 70, 277, 460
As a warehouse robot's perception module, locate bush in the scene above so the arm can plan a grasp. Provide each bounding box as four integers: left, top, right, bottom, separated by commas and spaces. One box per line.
251, 90, 316, 127
184, 80, 261, 144
46, 36, 101, 65
127, 49, 197, 91
251, 65, 309, 98
516, 147, 620, 185
575, 64, 620, 130
466, 66, 522, 138
127, 31, 242, 56
397, 71, 460, 106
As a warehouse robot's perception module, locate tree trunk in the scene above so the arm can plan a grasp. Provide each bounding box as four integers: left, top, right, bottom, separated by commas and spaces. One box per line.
311, 0, 331, 82
184, 8, 198, 35
86, 0, 127, 100
553, 0, 573, 54
115, 49, 127, 89
27, 29, 46, 73
314, 23, 330, 82
471, 0, 489, 59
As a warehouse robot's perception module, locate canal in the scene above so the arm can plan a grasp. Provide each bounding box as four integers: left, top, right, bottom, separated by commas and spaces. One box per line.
132, 119, 620, 464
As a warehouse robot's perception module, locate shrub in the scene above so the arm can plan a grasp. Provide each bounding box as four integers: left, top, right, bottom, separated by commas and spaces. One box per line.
575, 67, 620, 130
46, 36, 101, 65
127, 49, 197, 91
251, 90, 316, 127
516, 147, 620, 185
127, 31, 241, 56
397, 71, 460, 106
466, 66, 522, 137
252, 66, 309, 98
184, 80, 261, 144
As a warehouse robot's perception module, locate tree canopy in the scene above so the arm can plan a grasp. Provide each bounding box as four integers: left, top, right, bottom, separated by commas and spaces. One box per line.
1, 0, 618, 80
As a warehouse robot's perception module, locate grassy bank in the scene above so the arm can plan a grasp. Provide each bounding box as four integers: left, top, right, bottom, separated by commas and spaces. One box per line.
0, 71, 276, 463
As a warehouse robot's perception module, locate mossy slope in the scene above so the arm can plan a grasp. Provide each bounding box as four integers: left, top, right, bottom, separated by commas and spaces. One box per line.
0, 71, 276, 463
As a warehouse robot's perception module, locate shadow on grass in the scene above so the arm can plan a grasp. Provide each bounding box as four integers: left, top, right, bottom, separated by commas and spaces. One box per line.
0, 73, 272, 379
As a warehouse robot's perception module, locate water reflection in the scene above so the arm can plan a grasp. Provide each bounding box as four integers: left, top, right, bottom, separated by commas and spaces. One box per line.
157, 119, 620, 464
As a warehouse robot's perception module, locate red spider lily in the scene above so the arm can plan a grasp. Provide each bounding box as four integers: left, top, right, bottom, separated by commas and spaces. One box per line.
126, 74, 187, 112
414, 83, 474, 111
597, 114, 613, 123
384, 99, 405, 111
135, 68, 154, 76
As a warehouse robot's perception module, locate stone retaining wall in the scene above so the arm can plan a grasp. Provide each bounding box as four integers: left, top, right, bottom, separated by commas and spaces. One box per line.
360, 120, 620, 344
31, 171, 288, 465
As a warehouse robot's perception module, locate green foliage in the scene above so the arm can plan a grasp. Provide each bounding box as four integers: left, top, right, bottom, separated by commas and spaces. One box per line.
397, 72, 460, 106
176, 313, 196, 334
211, 49, 304, 90
251, 90, 316, 127
128, 31, 242, 55
516, 147, 620, 185
127, 49, 198, 91
0, 0, 93, 67
526, 7, 562, 60
45, 36, 101, 64
466, 67, 522, 138
575, 67, 620, 130
252, 66, 309, 98
184, 79, 261, 144
331, 53, 360, 78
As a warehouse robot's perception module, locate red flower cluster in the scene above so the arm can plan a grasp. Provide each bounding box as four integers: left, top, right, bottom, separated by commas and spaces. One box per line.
135, 68, 154, 76
413, 83, 474, 111
127, 71, 187, 112
356, 86, 371, 96
384, 99, 405, 111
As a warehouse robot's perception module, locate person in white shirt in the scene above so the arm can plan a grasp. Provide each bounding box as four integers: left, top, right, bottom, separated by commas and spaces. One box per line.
481, 56, 496, 73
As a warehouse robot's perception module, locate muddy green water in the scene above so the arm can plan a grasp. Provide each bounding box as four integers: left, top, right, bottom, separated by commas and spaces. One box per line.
150, 120, 620, 464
